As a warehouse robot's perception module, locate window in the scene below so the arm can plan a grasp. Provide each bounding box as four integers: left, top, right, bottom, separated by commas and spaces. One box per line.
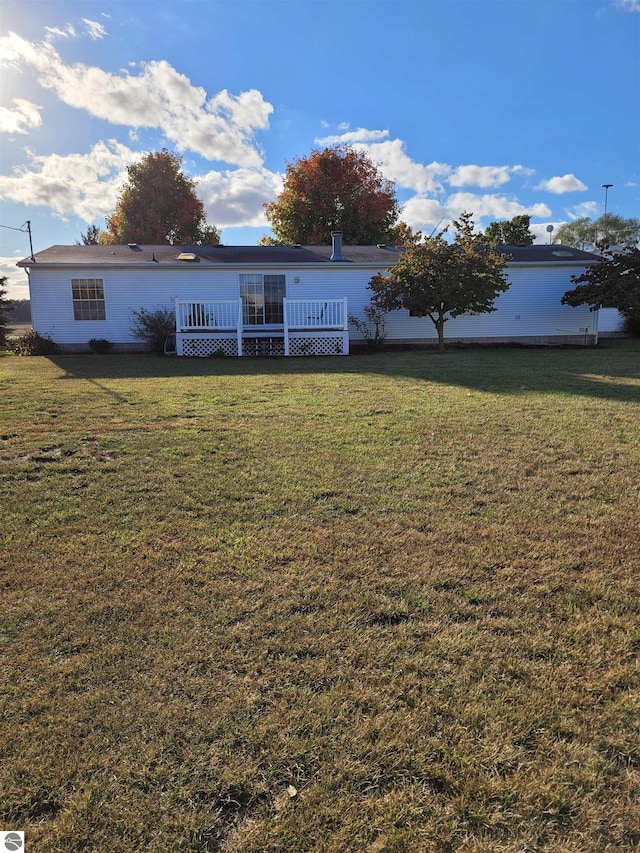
72, 278, 105, 320
240, 274, 285, 325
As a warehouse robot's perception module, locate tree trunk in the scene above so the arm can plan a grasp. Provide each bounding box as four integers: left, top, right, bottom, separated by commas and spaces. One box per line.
437, 317, 445, 352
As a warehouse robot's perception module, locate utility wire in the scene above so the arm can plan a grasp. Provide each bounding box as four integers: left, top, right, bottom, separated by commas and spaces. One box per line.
0, 221, 35, 259
0, 222, 30, 232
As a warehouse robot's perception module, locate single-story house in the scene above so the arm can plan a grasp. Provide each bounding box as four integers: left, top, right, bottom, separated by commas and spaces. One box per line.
17, 232, 602, 355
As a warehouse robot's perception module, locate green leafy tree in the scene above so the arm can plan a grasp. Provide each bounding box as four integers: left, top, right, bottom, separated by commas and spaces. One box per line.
257, 234, 283, 246
483, 214, 534, 245
75, 224, 108, 245
106, 149, 220, 245
390, 220, 422, 247
555, 215, 640, 251
264, 145, 400, 245
0, 277, 13, 348
369, 213, 511, 352
8, 299, 30, 324
562, 247, 640, 335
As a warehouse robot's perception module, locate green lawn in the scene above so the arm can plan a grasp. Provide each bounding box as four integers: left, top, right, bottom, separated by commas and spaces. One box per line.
1, 343, 639, 852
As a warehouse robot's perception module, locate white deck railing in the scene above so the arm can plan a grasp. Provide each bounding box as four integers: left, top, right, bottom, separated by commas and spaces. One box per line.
283, 298, 348, 330
175, 297, 348, 356
176, 299, 242, 330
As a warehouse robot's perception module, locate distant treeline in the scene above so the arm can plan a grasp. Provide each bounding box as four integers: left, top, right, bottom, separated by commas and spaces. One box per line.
9, 299, 31, 324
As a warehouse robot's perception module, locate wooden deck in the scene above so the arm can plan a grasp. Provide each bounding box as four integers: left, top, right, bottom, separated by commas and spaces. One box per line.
175, 298, 349, 356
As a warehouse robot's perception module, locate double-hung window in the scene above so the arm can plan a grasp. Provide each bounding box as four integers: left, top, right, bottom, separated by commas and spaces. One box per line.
72, 278, 105, 320
240, 274, 285, 325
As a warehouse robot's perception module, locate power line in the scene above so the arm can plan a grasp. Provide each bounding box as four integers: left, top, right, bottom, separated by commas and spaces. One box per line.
0, 222, 30, 232
0, 220, 34, 259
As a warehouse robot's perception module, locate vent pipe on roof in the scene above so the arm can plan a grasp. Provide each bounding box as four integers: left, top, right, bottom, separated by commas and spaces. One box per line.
330, 231, 343, 261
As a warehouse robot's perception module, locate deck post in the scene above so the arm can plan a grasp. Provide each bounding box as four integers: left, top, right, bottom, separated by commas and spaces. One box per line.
283, 298, 290, 356
236, 298, 243, 356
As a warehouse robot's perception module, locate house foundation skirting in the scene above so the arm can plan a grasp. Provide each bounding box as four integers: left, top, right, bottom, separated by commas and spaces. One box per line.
385, 333, 598, 348
176, 330, 350, 357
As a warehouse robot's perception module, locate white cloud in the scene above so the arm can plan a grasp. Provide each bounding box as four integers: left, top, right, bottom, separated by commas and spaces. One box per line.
315, 128, 390, 146
0, 255, 30, 300
617, 0, 640, 11
198, 167, 283, 228
535, 173, 587, 194
449, 164, 525, 189
0, 98, 42, 134
368, 140, 451, 194
0, 31, 42, 66
568, 201, 599, 219
400, 196, 450, 232
0, 32, 273, 167
0, 140, 138, 221
447, 192, 551, 220
45, 24, 76, 41
81, 19, 107, 40
44, 18, 106, 42
400, 192, 551, 233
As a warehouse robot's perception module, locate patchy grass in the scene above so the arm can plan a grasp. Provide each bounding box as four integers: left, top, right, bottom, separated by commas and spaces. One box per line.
1, 343, 639, 852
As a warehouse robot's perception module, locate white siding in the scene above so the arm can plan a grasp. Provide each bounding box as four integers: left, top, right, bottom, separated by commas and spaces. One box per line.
29, 266, 242, 345
28, 260, 596, 347
598, 308, 624, 335
379, 263, 596, 344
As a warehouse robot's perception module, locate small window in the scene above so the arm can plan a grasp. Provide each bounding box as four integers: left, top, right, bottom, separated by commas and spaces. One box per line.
72, 278, 105, 320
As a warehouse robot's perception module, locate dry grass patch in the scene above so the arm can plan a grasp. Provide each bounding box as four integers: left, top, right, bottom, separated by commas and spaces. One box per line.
1, 343, 639, 851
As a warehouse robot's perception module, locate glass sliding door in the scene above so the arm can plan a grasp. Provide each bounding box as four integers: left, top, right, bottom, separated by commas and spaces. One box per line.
240, 274, 285, 325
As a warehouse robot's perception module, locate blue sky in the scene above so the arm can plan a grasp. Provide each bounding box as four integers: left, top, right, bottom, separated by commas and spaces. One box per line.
1, 0, 639, 298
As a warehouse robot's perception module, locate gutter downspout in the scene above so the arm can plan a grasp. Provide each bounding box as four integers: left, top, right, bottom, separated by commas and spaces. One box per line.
23, 265, 34, 331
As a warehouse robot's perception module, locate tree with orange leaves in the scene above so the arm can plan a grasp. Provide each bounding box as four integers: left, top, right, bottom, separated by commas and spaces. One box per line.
105, 149, 219, 245
264, 145, 399, 246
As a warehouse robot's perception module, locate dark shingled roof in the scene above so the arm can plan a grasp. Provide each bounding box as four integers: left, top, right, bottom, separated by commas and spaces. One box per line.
495, 244, 601, 263
17, 243, 601, 267
17, 243, 405, 267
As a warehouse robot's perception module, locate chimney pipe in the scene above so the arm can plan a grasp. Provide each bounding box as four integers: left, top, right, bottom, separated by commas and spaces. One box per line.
330, 231, 343, 261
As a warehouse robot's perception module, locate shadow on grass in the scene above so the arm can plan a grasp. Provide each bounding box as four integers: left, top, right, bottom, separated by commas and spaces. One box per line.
46, 339, 640, 403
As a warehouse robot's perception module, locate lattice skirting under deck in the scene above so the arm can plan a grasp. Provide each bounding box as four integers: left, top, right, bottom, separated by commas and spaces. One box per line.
180, 336, 239, 357
177, 332, 349, 357
288, 335, 347, 356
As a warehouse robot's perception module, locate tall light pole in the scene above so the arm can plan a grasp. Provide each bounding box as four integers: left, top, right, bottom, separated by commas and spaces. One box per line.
601, 183, 613, 248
